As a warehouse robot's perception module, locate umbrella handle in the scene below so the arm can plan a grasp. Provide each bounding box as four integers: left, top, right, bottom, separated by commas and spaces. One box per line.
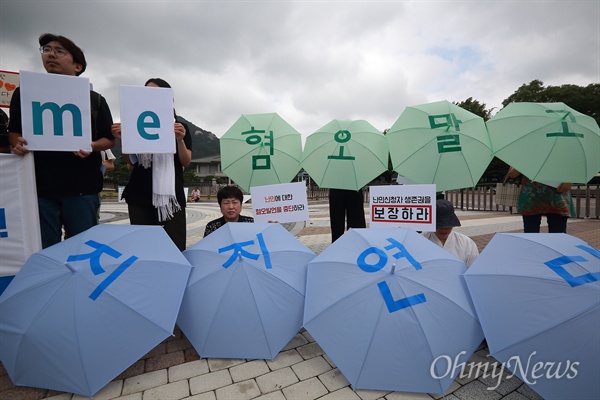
64, 262, 78, 273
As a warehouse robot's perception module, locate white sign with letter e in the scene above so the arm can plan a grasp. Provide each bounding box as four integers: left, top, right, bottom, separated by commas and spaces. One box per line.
19, 70, 92, 151
251, 182, 309, 223
369, 184, 436, 231
120, 85, 175, 154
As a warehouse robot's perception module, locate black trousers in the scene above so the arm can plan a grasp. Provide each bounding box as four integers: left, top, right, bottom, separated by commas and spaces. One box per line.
522, 213, 568, 233
127, 203, 187, 251
329, 188, 366, 243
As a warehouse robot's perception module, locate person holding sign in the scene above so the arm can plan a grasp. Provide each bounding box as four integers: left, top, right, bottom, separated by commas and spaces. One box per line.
422, 199, 479, 267
7, 33, 115, 248
203, 186, 254, 237
111, 78, 192, 251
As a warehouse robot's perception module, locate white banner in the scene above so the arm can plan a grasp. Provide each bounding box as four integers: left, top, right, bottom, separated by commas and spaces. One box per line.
0, 153, 41, 277
19, 70, 92, 151
369, 184, 436, 231
119, 85, 175, 154
251, 182, 309, 223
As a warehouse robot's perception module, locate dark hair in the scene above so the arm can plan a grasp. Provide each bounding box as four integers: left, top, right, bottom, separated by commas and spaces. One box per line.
145, 78, 177, 118
217, 186, 244, 205
145, 78, 171, 88
39, 33, 86, 76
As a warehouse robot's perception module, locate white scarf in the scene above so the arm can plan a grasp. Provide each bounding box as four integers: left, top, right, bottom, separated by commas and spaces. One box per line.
138, 153, 180, 222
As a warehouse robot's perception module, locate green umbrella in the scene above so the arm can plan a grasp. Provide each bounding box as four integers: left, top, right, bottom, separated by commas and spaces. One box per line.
486, 102, 600, 184
220, 113, 302, 192
300, 119, 388, 191
387, 100, 493, 191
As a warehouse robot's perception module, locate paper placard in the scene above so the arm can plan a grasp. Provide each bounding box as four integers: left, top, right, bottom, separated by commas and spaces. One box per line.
120, 85, 175, 154
251, 182, 309, 223
0, 70, 19, 108
0, 153, 42, 278
20, 70, 92, 151
369, 184, 436, 231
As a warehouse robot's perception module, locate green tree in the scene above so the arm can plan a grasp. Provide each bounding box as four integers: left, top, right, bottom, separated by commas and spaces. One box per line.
503, 80, 599, 125
454, 97, 508, 182
454, 97, 492, 121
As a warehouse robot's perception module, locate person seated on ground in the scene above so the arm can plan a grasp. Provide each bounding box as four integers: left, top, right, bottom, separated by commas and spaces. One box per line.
203, 185, 254, 237
190, 186, 201, 202
422, 199, 479, 267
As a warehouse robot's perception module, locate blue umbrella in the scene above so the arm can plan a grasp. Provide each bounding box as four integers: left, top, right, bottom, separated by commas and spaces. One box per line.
464, 233, 600, 400
178, 222, 316, 360
0, 225, 192, 397
303, 228, 483, 394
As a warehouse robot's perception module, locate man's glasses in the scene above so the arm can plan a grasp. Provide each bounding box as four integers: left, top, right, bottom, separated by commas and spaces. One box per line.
39, 45, 69, 57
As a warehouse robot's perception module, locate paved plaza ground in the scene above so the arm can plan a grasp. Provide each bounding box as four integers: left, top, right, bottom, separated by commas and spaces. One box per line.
1, 200, 598, 400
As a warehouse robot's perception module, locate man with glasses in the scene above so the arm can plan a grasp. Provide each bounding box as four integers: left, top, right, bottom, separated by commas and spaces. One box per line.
7, 33, 115, 248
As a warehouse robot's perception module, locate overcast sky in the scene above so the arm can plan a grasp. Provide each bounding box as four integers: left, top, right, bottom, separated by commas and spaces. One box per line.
1, 0, 598, 142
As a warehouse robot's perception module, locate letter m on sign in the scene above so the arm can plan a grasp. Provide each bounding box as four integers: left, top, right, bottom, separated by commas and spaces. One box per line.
19, 70, 93, 151
32, 102, 83, 137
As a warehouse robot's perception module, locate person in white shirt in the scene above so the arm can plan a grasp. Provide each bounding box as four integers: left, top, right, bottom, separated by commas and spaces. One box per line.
422, 199, 479, 267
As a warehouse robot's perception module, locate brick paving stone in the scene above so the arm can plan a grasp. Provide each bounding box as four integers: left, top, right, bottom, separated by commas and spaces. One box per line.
515, 384, 544, 400
318, 368, 350, 392
301, 329, 315, 343
434, 395, 459, 400
322, 353, 337, 369
229, 360, 269, 382
265, 349, 304, 371
116, 360, 146, 381
122, 370, 168, 396
142, 380, 189, 400
384, 391, 434, 400
142, 343, 167, 359
253, 390, 286, 400
453, 380, 502, 400
281, 377, 328, 400
291, 356, 333, 380
280, 332, 309, 351
214, 379, 260, 400
169, 359, 209, 382
145, 351, 185, 372
296, 341, 325, 360
113, 394, 142, 400
185, 392, 216, 400
455, 352, 493, 385
166, 337, 194, 353
319, 386, 362, 400
207, 358, 246, 372
46, 394, 73, 400
498, 392, 530, 400
478, 369, 523, 396
189, 369, 232, 395
255, 367, 299, 394
184, 347, 201, 362
430, 380, 461, 399
0, 374, 14, 391
354, 388, 392, 400
72, 380, 122, 400
0, 387, 48, 400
